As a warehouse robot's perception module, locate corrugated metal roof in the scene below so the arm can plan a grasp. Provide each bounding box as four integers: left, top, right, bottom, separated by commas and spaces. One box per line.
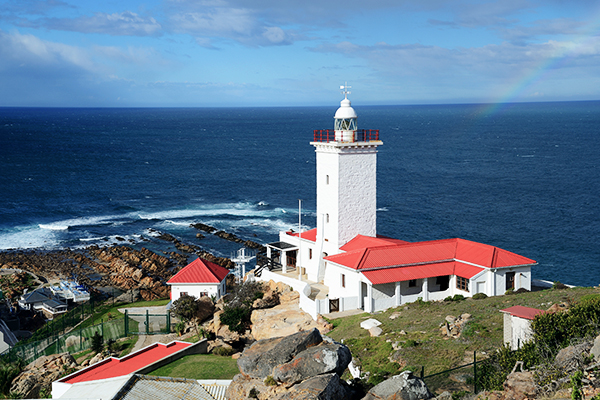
325, 237, 535, 284
340, 234, 410, 252
117, 376, 215, 400
167, 258, 230, 285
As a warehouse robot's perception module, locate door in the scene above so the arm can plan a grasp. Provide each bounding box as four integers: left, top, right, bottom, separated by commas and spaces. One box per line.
506, 272, 515, 291
329, 298, 340, 313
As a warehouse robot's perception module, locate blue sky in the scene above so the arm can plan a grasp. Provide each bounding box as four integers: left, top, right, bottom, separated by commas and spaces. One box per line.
1, 0, 600, 107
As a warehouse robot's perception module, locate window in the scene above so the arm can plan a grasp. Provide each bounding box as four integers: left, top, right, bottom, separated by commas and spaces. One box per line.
200, 292, 208, 297
326, 213, 329, 223
341, 274, 346, 288
326, 175, 329, 184
180, 292, 188, 297
309, 248, 313, 259
408, 279, 417, 288
506, 272, 515, 291
456, 277, 469, 292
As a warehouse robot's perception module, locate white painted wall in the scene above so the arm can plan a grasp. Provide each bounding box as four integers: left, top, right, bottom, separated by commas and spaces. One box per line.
313, 142, 381, 253
170, 280, 226, 303
503, 313, 534, 350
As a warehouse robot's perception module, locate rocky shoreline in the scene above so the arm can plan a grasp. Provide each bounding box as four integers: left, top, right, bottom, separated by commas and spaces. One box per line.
0, 226, 265, 303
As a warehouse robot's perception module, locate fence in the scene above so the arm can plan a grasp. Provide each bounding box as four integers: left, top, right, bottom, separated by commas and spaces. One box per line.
420, 351, 491, 394
2, 311, 172, 365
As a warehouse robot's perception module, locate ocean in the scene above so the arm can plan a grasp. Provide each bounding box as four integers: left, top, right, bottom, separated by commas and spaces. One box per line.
0, 101, 598, 286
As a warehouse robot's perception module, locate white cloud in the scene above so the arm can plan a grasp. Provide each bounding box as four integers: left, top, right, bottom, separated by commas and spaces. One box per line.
39, 11, 163, 36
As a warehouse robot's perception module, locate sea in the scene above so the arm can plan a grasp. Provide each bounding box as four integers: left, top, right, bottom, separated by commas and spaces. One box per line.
0, 101, 598, 286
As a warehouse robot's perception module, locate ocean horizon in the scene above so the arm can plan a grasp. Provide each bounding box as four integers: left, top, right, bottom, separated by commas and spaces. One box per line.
1, 100, 598, 287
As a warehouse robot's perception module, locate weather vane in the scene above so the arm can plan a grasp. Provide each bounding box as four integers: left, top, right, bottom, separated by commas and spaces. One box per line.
340, 82, 351, 99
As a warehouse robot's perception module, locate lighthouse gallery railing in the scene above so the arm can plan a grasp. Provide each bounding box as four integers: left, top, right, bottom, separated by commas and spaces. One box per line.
313, 129, 379, 143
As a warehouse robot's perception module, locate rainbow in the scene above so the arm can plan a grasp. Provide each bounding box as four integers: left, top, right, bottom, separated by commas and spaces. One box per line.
477, 13, 600, 117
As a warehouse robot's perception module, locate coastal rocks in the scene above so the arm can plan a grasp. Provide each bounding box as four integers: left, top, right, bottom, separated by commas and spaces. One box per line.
190, 223, 217, 233
227, 329, 354, 400
363, 370, 434, 400
10, 353, 77, 398
440, 314, 472, 338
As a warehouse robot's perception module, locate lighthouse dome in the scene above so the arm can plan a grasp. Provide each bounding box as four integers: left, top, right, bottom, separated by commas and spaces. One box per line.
334, 97, 357, 119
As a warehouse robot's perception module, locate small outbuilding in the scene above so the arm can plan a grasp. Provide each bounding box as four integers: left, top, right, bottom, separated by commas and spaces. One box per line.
500, 305, 545, 350
167, 258, 230, 304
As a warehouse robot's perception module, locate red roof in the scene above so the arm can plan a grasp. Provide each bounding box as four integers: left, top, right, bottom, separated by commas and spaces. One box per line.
167, 258, 230, 285
286, 228, 317, 242
325, 237, 536, 285
60, 341, 192, 384
500, 305, 545, 320
340, 234, 410, 252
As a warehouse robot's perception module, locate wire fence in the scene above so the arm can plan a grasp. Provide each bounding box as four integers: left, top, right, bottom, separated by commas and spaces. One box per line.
2, 310, 172, 365
421, 351, 490, 394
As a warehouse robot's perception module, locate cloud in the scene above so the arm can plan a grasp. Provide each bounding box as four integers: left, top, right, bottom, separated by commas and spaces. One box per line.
168, 6, 294, 47
313, 36, 600, 102
35, 11, 163, 36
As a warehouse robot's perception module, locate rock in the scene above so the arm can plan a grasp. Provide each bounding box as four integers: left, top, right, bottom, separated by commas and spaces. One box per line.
369, 326, 383, 337
10, 353, 77, 398
363, 370, 433, 400
389, 312, 401, 320
554, 342, 592, 372
253, 289, 280, 309
272, 342, 352, 384
251, 299, 330, 341
197, 296, 216, 323
434, 392, 452, 400
591, 334, 600, 361
361, 318, 382, 330
503, 370, 537, 400
238, 329, 323, 379
277, 373, 352, 400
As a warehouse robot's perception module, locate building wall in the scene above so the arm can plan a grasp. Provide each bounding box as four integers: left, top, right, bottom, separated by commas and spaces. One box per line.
314, 143, 379, 253
493, 267, 532, 295
170, 281, 226, 303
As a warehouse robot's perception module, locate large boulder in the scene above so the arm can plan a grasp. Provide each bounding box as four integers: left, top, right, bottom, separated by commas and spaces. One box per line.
554, 342, 592, 372
503, 369, 537, 400
363, 371, 433, 400
274, 373, 352, 400
272, 342, 352, 384
238, 328, 323, 379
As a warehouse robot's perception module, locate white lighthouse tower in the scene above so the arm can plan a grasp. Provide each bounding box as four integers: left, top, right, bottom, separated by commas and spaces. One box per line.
312, 84, 383, 268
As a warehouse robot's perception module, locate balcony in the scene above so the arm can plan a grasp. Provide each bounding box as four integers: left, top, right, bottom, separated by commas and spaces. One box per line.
313, 129, 380, 143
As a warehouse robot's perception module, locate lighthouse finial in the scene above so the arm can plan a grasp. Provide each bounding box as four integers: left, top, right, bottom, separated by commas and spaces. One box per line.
340, 82, 351, 99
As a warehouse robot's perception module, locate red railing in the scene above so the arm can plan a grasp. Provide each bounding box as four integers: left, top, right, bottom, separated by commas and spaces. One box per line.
312, 129, 380, 143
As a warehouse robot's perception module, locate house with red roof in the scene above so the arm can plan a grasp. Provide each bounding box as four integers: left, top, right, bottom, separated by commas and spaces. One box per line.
254, 88, 536, 318
167, 258, 230, 304
500, 305, 545, 350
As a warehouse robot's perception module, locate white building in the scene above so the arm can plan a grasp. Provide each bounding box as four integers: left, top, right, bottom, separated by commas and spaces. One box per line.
255, 86, 536, 319
500, 305, 545, 350
167, 258, 229, 303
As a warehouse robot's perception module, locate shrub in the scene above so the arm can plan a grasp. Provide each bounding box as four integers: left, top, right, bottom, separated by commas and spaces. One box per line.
403, 339, 418, 348
452, 294, 465, 301
472, 293, 488, 300
220, 306, 252, 334
91, 332, 103, 354
553, 281, 568, 290
264, 376, 278, 386
444, 296, 453, 302
175, 321, 186, 336
213, 346, 235, 356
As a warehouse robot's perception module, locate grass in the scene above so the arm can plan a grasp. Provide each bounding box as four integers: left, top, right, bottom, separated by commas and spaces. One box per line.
326, 286, 600, 393
147, 354, 239, 380
78, 298, 169, 330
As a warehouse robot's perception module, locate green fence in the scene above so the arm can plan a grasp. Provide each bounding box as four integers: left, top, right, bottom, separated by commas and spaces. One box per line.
124, 310, 171, 335
2, 311, 172, 365
421, 351, 488, 394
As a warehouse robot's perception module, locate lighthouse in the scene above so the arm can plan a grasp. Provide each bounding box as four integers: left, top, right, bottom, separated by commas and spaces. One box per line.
312, 84, 383, 264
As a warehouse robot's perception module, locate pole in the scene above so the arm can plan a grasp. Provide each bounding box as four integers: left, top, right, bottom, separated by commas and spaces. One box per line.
298, 199, 302, 281
125, 310, 129, 336
146, 310, 149, 334
473, 350, 477, 394
421, 366, 424, 379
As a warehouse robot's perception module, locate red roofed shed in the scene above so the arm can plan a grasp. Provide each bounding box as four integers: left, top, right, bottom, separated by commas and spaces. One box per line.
167, 258, 230, 303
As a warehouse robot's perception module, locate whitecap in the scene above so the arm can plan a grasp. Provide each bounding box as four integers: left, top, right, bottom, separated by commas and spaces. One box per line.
377, 207, 389, 212
39, 223, 69, 231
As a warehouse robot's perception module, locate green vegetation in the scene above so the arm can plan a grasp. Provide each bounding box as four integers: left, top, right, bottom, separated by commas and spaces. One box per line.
219, 280, 265, 334
147, 354, 239, 380
325, 286, 600, 393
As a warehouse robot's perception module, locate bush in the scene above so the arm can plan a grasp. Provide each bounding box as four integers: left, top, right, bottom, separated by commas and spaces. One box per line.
264, 376, 278, 386
452, 294, 465, 301
220, 306, 252, 334
91, 332, 103, 354
213, 346, 235, 356
472, 293, 488, 300
403, 339, 418, 348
